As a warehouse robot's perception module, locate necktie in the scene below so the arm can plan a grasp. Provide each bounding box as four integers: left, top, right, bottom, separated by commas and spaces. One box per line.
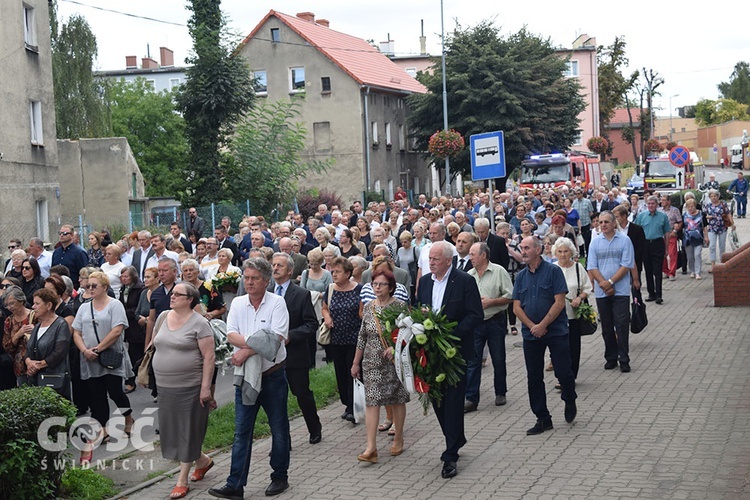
458, 258, 465, 271
276, 285, 283, 296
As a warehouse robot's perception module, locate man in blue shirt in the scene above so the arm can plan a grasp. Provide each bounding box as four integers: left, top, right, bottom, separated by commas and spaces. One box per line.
587, 211, 638, 372
634, 196, 671, 304
729, 172, 748, 218
51, 224, 88, 288
513, 236, 577, 435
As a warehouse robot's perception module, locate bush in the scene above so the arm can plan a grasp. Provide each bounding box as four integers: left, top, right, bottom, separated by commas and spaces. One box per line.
0, 386, 77, 499
296, 189, 344, 219
59, 468, 116, 500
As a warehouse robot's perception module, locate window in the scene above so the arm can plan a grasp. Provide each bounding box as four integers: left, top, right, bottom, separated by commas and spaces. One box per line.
564, 60, 579, 77
573, 131, 582, 146
131, 173, 137, 198
29, 100, 43, 146
371, 121, 379, 146
23, 5, 37, 50
169, 78, 180, 90
385, 123, 392, 147
36, 200, 49, 242
313, 122, 331, 151
289, 67, 305, 92
388, 180, 394, 201
405, 67, 417, 78
271, 28, 280, 42
145, 79, 156, 89
398, 124, 405, 151
321, 76, 331, 93
253, 70, 267, 94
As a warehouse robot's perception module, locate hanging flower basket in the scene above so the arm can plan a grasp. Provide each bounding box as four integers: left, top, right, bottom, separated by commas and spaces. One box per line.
645, 138, 661, 152
587, 136, 609, 156
428, 129, 465, 159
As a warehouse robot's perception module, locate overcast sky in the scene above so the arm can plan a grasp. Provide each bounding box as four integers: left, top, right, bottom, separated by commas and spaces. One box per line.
57, 0, 747, 116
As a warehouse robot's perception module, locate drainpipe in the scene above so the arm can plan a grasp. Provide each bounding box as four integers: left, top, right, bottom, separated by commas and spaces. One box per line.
363, 86, 372, 191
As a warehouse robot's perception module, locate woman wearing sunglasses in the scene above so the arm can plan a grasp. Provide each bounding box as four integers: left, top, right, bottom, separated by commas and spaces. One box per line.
20, 257, 44, 306
72, 271, 133, 464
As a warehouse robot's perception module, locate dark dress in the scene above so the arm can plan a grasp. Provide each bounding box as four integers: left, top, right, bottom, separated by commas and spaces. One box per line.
25, 316, 72, 399
357, 302, 410, 406
325, 284, 363, 415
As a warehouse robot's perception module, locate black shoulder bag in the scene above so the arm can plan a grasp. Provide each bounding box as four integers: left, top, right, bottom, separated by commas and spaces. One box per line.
91, 301, 123, 370
33, 318, 68, 391
575, 263, 598, 336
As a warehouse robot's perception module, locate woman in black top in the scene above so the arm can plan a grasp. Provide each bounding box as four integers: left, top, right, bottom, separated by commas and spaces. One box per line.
119, 266, 145, 394
20, 258, 44, 306
25, 288, 71, 399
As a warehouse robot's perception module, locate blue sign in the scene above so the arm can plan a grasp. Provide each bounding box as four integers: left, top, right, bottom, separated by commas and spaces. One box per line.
470, 131, 506, 181
669, 145, 690, 167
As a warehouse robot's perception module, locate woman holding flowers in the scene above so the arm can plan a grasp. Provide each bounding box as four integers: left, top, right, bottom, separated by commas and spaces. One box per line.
554, 237, 592, 382
351, 269, 409, 463
214, 248, 241, 315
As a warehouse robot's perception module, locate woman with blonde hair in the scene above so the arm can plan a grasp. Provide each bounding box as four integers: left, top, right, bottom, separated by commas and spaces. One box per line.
101, 244, 126, 296
350, 226, 368, 256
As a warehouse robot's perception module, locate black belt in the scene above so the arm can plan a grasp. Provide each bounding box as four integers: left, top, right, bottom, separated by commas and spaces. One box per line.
647, 238, 663, 242
262, 361, 286, 377
484, 311, 506, 323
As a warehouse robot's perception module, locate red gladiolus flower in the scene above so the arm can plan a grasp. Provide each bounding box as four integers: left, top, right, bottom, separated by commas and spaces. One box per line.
391, 328, 400, 344
418, 348, 427, 368
414, 376, 430, 393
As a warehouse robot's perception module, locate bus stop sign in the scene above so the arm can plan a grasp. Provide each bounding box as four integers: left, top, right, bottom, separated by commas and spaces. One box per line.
669, 146, 690, 167
470, 131, 506, 181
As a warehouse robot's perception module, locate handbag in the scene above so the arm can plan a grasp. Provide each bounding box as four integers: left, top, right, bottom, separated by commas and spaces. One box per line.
630, 287, 648, 334
722, 203, 733, 228
574, 263, 597, 336
137, 312, 167, 387
317, 283, 334, 345
91, 301, 123, 370
36, 372, 66, 391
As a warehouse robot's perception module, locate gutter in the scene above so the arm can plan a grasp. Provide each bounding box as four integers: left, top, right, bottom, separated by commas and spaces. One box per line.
363, 86, 371, 191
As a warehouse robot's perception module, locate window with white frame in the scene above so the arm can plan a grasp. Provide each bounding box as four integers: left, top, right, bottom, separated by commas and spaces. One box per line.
289, 67, 305, 92
145, 79, 155, 89
23, 5, 37, 50
371, 121, 379, 145
398, 124, 405, 151
564, 60, 579, 77
169, 78, 181, 90
573, 131, 582, 146
385, 123, 392, 146
29, 100, 43, 145
36, 200, 49, 242
405, 67, 417, 78
253, 70, 267, 94
271, 28, 280, 42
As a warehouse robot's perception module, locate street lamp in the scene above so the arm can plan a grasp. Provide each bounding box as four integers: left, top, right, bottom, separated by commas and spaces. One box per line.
440, 0, 450, 195
669, 94, 679, 143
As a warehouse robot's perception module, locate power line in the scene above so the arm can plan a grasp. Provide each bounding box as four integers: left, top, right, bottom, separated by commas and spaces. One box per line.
59, 0, 186, 27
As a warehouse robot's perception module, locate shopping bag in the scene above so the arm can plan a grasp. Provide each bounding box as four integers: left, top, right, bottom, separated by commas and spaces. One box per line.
353, 378, 366, 424
631, 287, 648, 334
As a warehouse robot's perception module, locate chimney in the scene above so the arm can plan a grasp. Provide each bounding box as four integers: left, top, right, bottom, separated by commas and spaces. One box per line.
379, 37, 395, 56
316, 19, 329, 28
296, 12, 315, 22
159, 47, 174, 67
142, 57, 158, 69
419, 19, 426, 55
125, 55, 137, 69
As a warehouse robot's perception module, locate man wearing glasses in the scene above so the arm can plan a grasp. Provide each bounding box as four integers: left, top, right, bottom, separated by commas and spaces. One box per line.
184, 207, 206, 239
51, 225, 88, 288
4, 239, 22, 274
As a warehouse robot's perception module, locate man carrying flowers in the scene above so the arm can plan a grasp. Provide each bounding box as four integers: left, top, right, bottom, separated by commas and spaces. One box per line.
416, 241, 483, 479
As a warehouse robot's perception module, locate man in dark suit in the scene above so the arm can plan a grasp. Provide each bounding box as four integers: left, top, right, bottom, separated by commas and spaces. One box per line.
131, 230, 155, 281
270, 253, 322, 444
184, 207, 206, 239
452, 231, 476, 272
215, 225, 240, 266
600, 191, 619, 212
278, 237, 308, 281
416, 241, 483, 479
473, 218, 510, 270
613, 205, 646, 278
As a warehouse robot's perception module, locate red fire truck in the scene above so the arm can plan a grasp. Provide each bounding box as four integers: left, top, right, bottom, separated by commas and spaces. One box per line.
519, 152, 602, 192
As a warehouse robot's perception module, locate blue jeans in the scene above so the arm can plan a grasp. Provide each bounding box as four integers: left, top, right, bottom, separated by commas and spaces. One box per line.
736, 195, 747, 217
226, 368, 290, 490
523, 334, 576, 421
466, 313, 507, 404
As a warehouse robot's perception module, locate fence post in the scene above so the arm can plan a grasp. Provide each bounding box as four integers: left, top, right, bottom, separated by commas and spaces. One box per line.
211, 203, 216, 230
172, 207, 177, 223
78, 214, 84, 239
246, 199, 250, 217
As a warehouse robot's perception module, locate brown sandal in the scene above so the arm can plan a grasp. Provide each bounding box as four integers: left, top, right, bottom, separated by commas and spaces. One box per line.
378, 419, 393, 432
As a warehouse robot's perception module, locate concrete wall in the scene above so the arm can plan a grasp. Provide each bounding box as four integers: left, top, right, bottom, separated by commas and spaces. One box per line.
0, 0, 61, 250
58, 138, 146, 231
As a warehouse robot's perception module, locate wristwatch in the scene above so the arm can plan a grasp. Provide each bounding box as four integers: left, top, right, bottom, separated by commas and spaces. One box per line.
607, 279, 614, 286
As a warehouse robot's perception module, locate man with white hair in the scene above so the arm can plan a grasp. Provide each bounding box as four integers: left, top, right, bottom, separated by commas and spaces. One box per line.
28, 237, 53, 278
330, 211, 346, 243
415, 223, 457, 292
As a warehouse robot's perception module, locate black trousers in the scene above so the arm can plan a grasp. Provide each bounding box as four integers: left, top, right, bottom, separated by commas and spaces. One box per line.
328, 344, 356, 414
597, 295, 631, 364
644, 239, 666, 299
432, 374, 468, 463
581, 224, 592, 257
69, 348, 90, 414
287, 367, 322, 435
568, 318, 582, 379
85, 374, 132, 427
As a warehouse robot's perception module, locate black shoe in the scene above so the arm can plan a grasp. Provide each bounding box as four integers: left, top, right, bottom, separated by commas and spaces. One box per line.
344, 413, 356, 423
564, 401, 577, 423
265, 479, 289, 496
526, 419, 553, 435
309, 432, 322, 444
620, 362, 631, 373
463, 400, 478, 413
604, 361, 618, 370
208, 485, 244, 500
495, 395, 507, 406
645, 296, 656, 302
341, 411, 348, 420
441, 461, 458, 479
655, 298, 663, 304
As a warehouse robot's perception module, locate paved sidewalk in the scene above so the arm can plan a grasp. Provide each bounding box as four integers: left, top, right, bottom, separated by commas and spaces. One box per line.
124, 219, 750, 500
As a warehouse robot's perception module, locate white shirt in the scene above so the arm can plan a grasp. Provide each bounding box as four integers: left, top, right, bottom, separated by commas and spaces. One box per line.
431, 267, 452, 311
34, 250, 54, 279
101, 261, 127, 296
139, 245, 152, 274
227, 292, 289, 372
146, 249, 180, 271
201, 254, 220, 281
417, 241, 458, 273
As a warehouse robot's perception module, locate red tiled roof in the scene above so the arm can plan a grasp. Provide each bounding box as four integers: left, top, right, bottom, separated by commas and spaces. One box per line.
610, 107, 650, 125
240, 10, 427, 94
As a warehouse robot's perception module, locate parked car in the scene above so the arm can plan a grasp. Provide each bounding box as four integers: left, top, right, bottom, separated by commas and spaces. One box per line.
626, 173, 644, 196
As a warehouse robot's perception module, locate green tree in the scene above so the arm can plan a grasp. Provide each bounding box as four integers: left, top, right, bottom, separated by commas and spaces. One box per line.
597, 37, 638, 158
229, 99, 333, 215
718, 62, 750, 105
49, 1, 111, 139
408, 22, 585, 189
175, 0, 255, 207
694, 98, 750, 126
106, 78, 189, 197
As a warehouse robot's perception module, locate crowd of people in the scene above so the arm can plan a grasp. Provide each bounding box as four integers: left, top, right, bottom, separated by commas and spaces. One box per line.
0, 175, 740, 497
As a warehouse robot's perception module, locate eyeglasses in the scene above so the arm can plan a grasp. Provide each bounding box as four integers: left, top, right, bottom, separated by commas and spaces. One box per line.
171, 292, 190, 298
371, 282, 389, 288
0, 284, 9, 289
58, 231, 71, 236
22, 266, 32, 271
7, 245, 17, 249
85, 284, 99, 290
